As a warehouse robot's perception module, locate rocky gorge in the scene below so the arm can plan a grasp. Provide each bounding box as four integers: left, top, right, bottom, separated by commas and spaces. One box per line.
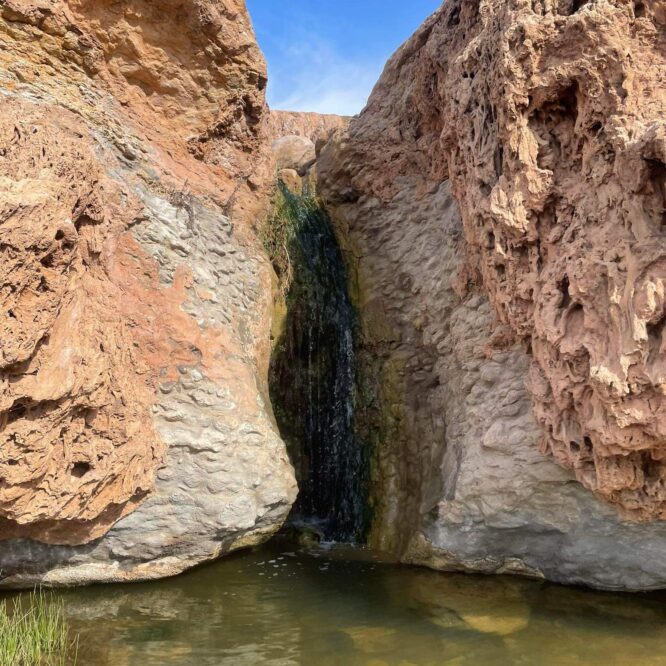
1, 0, 666, 595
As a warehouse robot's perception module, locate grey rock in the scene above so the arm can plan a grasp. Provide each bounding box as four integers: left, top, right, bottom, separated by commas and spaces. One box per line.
320, 169, 666, 591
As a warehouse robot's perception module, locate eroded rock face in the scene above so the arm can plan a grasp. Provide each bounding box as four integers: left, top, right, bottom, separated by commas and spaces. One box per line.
319, 0, 666, 589
0, 100, 165, 545
432, 0, 666, 521
267, 110, 350, 146
0, 0, 296, 585
272, 135, 317, 175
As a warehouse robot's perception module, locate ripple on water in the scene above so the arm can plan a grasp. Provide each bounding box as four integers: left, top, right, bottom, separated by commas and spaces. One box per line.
5, 542, 666, 666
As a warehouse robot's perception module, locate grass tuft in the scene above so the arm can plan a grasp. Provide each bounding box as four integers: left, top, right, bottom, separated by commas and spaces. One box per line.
0, 590, 78, 665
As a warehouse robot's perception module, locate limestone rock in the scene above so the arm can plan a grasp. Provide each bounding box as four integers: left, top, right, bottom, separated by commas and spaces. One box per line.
272, 135, 317, 176
0, 0, 296, 586
267, 110, 350, 145
318, 0, 666, 590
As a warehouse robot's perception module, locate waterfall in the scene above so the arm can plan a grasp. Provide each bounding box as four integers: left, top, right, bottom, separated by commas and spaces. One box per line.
268, 183, 368, 543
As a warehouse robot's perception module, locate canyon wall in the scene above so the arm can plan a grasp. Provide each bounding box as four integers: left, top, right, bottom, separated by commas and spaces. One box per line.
319, 0, 666, 590
0, 0, 296, 586
3, 0, 666, 593
267, 111, 350, 146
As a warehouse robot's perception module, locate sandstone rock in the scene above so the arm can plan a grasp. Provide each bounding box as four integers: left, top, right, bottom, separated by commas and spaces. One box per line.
0, 100, 165, 546
277, 169, 303, 196
0, 0, 296, 586
267, 110, 350, 146
272, 135, 317, 176
318, 0, 666, 590
434, 0, 666, 522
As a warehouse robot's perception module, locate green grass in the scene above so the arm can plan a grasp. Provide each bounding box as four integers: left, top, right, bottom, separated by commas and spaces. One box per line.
0, 590, 78, 665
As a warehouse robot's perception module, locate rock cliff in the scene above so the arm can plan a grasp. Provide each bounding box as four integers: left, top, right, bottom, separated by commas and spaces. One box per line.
319, 0, 666, 590
267, 110, 350, 146
3, 0, 666, 594
0, 0, 296, 585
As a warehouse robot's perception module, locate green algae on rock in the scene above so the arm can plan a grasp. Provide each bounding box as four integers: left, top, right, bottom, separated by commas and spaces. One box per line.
266, 181, 370, 543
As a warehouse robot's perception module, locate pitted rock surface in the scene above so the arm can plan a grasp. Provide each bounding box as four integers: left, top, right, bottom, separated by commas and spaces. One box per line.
0, 100, 165, 545
319, 0, 666, 590
321, 0, 666, 522
0, 0, 296, 585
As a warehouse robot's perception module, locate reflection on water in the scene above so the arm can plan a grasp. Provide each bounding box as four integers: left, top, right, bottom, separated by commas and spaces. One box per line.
6, 542, 666, 665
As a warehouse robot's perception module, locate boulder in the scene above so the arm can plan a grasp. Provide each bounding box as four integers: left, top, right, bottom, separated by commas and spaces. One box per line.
0, 0, 297, 587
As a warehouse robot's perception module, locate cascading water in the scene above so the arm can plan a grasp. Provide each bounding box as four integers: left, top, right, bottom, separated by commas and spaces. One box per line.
268, 182, 368, 543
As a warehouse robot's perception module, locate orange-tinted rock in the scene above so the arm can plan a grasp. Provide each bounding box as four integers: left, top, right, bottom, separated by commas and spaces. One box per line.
0, 0, 296, 579
0, 100, 165, 545
441, 0, 666, 521
322, 0, 666, 522
267, 110, 350, 145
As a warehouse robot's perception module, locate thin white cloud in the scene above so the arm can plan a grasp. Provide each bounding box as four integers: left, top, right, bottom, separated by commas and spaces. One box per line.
256, 18, 383, 116
269, 63, 381, 116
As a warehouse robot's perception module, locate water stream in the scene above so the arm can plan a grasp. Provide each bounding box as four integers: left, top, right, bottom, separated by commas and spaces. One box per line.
268, 184, 367, 542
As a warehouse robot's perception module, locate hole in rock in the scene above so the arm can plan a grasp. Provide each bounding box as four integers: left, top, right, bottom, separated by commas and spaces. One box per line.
268, 183, 369, 544
71, 461, 92, 478
493, 144, 504, 179
645, 159, 666, 229
643, 454, 662, 483
566, 303, 585, 335
559, 276, 572, 308
531, 83, 580, 169
558, 0, 590, 13
635, 1, 646, 17
571, 0, 590, 13
448, 4, 460, 26
647, 315, 666, 361
74, 213, 98, 231
6, 400, 27, 425
40, 252, 55, 268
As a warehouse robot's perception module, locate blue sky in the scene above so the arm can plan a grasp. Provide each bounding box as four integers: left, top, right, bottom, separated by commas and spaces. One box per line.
246, 1, 442, 116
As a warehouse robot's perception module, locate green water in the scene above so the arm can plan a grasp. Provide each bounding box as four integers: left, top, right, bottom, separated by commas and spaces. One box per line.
8, 542, 666, 666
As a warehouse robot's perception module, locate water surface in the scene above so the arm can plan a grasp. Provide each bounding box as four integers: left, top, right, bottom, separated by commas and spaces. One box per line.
11, 542, 666, 665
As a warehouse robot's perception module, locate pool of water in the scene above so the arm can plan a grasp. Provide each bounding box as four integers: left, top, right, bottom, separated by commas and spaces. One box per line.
8, 541, 666, 665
